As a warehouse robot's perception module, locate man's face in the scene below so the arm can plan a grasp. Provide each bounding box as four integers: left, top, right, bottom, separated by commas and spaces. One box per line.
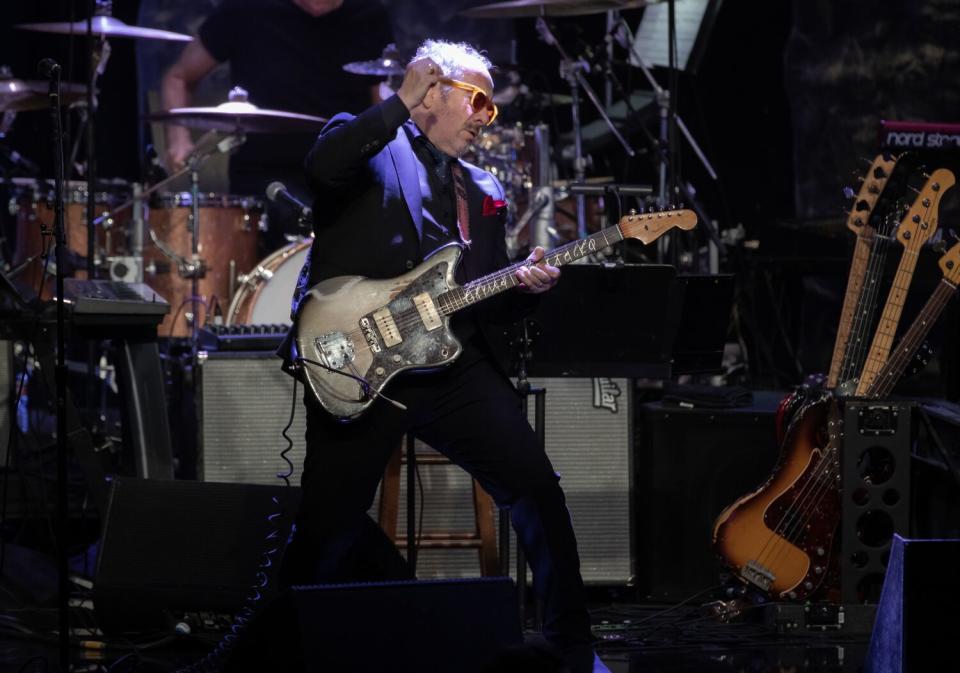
292, 0, 343, 17
424, 69, 494, 157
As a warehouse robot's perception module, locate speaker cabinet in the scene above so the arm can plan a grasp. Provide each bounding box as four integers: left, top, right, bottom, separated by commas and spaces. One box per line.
94, 478, 300, 632
196, 359, 633, 582
841, 401, 912, 604
866, 535, 960, 673
396, 377, 634, 584
197, 351, 306, 485
634, 392, 784, 599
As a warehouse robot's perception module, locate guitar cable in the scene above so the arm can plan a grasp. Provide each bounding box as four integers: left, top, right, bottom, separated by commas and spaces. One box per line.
175, 377, 300, 673
296, 355, 408, 412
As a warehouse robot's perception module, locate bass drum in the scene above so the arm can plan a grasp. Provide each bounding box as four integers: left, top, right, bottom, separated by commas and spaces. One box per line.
226, 238, 311, 326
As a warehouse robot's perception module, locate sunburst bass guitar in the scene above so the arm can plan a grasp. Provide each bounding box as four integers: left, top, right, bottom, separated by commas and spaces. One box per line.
295, 209, 697, 420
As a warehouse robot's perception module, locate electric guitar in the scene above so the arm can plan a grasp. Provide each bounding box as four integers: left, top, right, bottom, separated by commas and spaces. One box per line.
826, 153, 898, 389
295, 209, 697, 420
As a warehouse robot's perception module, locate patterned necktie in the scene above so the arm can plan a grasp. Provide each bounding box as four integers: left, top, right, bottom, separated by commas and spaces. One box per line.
449, 162, 471, 246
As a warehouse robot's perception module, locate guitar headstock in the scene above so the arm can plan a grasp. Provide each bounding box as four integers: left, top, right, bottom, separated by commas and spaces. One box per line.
846, 153, 898, 234
938, 240, 960, 284
618, 209, 698, 245
897, 168, 955, 247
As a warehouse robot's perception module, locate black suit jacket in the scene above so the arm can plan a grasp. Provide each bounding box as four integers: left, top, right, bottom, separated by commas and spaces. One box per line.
282, 94, 532, 369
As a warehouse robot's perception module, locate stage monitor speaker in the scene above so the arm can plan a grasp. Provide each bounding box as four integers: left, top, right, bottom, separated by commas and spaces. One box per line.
866, 535, 960, 673
634, 391, 784, 599
197, 351, 306, 485
292, 578, 521, 673
841, 401, 912, 604
223, 578, 522, 673
94, 478, 300, 633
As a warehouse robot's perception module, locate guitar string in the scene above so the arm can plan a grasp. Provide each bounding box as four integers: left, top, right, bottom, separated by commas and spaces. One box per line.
327, 224, 627, 346
745, 204, 899, 583
837, 205, 900, 386
761, 204, 934, 582
751, 199, 929, 589
856, 235, 926, 392
772, 198, 931, 552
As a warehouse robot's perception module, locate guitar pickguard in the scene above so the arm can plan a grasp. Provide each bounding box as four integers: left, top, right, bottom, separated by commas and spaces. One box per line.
362, 262, 463, 387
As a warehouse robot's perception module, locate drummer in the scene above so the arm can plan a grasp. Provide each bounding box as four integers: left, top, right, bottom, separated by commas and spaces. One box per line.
161, 0, 393, 253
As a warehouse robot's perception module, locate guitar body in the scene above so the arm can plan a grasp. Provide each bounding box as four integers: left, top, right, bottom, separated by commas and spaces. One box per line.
296, 244, 464, 420
713, 398, 840, 600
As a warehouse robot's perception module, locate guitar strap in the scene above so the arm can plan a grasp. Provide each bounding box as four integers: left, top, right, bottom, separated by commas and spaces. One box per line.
450, 162, 471, 247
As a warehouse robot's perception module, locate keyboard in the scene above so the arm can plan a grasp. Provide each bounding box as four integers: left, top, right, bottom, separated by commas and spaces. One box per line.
63, 279, 170, 316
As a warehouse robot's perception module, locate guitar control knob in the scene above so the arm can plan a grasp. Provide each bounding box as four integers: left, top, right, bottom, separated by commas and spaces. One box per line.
814, 566, 823, 575
375, 367, 385, 377
392, 354, 402, 363
816, 547, 825, 556
804, 581, 814, 591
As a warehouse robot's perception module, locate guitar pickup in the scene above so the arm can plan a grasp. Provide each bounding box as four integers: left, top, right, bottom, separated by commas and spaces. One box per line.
741, 560, 775, 591
372, 308, 402, 347
413, 292, 442, 331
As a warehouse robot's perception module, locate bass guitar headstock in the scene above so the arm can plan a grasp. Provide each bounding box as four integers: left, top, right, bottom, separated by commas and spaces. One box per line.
846, 153, 899, 234
897, 168, 955, 247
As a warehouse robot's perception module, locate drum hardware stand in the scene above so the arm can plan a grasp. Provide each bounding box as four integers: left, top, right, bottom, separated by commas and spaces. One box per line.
535, 17, 635, 241
38, 54, 71, 673
605, 13, 722, 266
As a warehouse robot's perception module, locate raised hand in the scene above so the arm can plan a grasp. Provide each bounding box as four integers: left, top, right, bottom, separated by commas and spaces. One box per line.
396, 58, 442, 112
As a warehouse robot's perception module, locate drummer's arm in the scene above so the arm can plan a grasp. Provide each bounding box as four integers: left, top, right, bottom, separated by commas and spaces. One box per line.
160, 40, 220, 170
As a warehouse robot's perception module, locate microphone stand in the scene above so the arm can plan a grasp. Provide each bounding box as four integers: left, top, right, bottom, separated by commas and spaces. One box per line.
535, 17, 635, 240
44, 58, 71, 673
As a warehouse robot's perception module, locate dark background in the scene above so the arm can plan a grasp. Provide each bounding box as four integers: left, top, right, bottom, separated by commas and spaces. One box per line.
1, 0, 958, 396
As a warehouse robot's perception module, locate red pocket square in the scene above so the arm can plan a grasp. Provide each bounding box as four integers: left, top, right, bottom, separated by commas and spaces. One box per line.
482, 195, 508, 217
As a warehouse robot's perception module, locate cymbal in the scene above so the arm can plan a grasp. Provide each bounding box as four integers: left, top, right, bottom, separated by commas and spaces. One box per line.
16, 15, 192, 42
145, 100, 328, 134
462, 0, 657, 19
0, 77, 89, 112
343, 44, 405, 77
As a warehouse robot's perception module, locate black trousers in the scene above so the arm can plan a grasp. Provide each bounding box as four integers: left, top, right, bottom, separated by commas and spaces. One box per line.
278, 353, 593, 648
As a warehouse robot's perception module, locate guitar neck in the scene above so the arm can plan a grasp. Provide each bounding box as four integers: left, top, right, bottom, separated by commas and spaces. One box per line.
437, 226, 625, 315
837, 225, 897, 385
866, 278, 958, 399
827, 231, 874, 388
854, 241, 923, 395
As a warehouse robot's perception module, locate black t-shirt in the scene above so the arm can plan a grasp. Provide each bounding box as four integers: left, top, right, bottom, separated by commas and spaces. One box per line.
199, 0, 393, 178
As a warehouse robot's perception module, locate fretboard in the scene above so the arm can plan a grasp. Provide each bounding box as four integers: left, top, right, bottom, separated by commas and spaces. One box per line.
866, 278, 957, 399
827, 231, 875, 388
437, 226, 625, 315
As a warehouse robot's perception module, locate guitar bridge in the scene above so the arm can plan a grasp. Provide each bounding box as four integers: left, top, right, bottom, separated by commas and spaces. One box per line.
741, 560, 776, 591
314, 332, 356, 371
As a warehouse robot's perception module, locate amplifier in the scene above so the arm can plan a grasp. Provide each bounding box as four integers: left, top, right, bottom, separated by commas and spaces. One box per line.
392, 377, 634, 585
196, 360, 634, 583
196, 351, 306, 485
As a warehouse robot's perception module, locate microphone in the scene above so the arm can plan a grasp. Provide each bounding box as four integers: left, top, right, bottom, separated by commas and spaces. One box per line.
266, 181, 312, 221
37, 58, 61, 79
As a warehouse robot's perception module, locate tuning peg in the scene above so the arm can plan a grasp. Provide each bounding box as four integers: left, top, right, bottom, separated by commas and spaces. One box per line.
873, 166, 887, 179
628, 208, 637, 217
855, 199, 871, 211
842, 186, 856, 199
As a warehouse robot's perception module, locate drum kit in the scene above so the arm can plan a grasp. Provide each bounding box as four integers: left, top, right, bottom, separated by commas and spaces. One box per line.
3, 0, 682, 344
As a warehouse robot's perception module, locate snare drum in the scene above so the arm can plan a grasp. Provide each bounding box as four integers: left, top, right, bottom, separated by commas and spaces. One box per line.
145, 192, 262, 337
226, 238, 311, 326
10, 177, 132, 293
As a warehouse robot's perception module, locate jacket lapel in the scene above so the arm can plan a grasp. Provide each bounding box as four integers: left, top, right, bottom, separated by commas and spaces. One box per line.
386, 125, 423, 243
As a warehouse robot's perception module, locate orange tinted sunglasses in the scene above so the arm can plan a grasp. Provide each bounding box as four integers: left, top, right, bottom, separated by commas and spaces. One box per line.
439, 77, 498, 126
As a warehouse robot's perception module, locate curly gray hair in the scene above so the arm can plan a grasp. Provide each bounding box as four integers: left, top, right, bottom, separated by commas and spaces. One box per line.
409, 39, 493, 81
